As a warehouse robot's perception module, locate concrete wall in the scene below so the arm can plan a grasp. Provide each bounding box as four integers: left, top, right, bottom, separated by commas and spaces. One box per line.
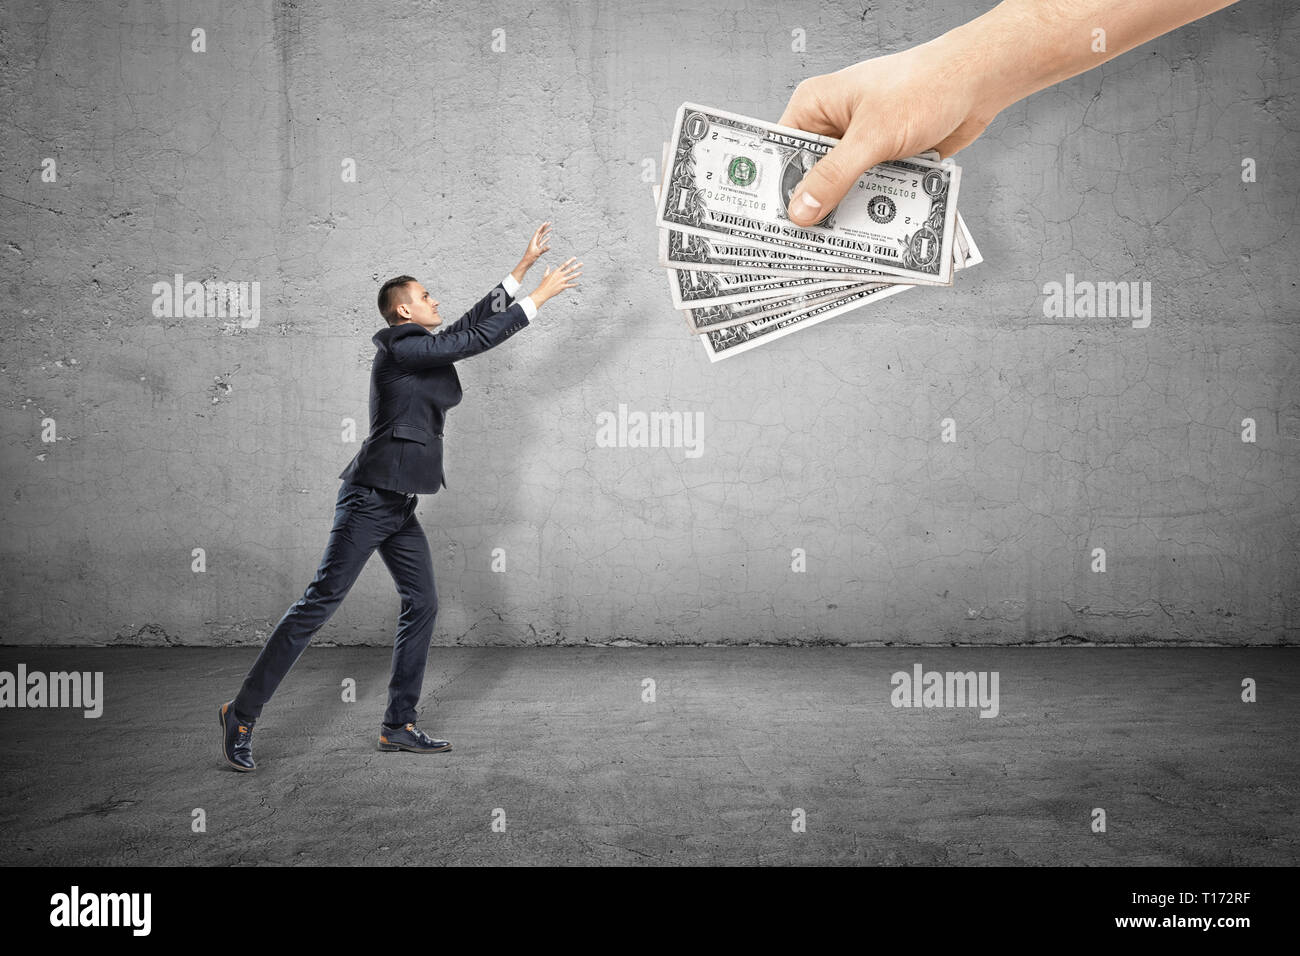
1, 0, 1296, 647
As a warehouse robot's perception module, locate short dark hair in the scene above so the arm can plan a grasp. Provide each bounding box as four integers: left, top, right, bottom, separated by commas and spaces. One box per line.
378, 275, 418, 325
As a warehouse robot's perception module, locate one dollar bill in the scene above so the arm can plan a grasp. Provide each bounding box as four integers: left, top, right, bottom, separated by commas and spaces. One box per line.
657, 103, 962, 284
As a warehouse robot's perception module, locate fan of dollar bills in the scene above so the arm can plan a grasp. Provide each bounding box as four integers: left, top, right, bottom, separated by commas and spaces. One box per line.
654, 103, 982, 362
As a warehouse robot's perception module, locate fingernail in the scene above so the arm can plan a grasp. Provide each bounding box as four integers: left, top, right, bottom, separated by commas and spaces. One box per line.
789, 191, 821, 222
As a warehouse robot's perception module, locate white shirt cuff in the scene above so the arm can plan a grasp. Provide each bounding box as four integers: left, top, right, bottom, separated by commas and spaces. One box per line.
500, 273, 521, 299
518, 295, 538, 321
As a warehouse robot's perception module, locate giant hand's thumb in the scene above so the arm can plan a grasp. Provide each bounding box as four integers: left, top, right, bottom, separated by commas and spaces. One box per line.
786, 129, 887, 227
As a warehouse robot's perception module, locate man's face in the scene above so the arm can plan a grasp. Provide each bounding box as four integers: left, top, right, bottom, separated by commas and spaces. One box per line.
395, 282, 441, 330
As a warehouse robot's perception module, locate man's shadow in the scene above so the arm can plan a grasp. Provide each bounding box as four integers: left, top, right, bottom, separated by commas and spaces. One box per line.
443, 230, 645, 650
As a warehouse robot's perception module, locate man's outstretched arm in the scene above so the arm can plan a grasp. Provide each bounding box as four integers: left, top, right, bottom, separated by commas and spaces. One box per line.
391, 255, 583, 370
440, 222, 554, 336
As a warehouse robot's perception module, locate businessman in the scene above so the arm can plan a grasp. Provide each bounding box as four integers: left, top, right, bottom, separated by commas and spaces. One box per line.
219, 223, 582, 771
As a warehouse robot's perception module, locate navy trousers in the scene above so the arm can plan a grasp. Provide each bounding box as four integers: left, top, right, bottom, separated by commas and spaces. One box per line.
233, 480, 438, 729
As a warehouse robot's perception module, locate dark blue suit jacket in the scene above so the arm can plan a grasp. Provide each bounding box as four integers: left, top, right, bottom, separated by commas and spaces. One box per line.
338, 283, 529, 494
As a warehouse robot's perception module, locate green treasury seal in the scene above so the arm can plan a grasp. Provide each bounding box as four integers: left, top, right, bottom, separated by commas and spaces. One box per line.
727, 156, 757, 187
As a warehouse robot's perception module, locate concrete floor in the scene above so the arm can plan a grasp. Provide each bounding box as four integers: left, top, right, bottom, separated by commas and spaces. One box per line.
0, 647, 1294, 866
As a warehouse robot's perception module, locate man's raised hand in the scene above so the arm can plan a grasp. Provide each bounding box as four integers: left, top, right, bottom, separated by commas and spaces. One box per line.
530, 256, 582, 307
524, 221, 552, 265
512, 222, 554, 285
